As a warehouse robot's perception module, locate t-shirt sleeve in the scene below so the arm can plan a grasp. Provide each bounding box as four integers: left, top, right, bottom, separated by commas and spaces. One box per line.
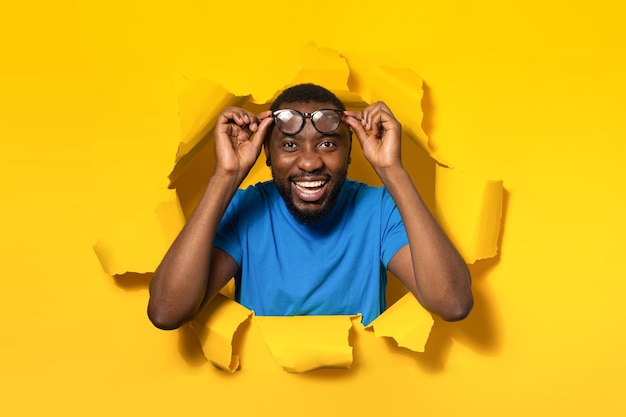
380, 187, 409, 267
213, 190, 244, 267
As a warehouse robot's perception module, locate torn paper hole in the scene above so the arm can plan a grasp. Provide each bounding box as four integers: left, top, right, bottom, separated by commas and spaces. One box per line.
93, 42, 504, 372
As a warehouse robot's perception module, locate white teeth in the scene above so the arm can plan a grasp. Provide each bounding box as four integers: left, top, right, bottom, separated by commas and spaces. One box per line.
295, 180, 325, 188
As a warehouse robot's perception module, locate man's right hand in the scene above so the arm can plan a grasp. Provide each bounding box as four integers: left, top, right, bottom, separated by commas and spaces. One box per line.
214, 107, 273, 181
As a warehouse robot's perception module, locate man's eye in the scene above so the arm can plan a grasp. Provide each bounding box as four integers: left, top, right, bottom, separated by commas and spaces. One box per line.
282, 142, 297, 149
319, 141, 335, 148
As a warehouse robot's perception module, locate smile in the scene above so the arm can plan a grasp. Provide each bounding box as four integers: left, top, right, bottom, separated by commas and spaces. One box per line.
292, 180, 328, 202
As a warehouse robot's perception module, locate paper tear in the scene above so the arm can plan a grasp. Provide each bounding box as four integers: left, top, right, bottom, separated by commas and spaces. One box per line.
93, 189, 185, 275
93, 43, 505, 372
190, 293, 253, 372
367, 293, 434, 352
434, 166, 504, 264
369, 66, 449, 166
255, 315, 355, 373
278, 42, 366, 108
169, 76, 250, 185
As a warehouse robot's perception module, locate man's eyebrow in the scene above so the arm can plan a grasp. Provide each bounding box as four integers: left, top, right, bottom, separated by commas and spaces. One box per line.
278, 134, 301, 140
279, 132, 342, 140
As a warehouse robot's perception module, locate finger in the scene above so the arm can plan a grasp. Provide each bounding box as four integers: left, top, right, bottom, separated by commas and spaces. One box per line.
364, 107, 383, 137
250, 116, 274, 149
249, 110, 273, 132
220, 107, 257, 128
343, 115, 369, 147
257, 110, 273, 120
365, 104, 398, 138
362, 101, 394, 128
343, 110, 363, 121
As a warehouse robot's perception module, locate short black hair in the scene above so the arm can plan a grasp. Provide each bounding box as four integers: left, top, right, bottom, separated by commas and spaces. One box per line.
270, 83, 345, 111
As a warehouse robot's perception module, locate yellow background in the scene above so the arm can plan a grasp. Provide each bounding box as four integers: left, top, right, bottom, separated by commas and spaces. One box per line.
1, 0, 625, 415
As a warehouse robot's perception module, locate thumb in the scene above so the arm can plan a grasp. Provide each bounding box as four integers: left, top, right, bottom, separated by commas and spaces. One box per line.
250, 117, 273, 149
344, 116, 369, 148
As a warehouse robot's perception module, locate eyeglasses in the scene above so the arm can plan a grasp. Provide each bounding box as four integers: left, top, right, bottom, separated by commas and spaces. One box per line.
272, 109, 344, 135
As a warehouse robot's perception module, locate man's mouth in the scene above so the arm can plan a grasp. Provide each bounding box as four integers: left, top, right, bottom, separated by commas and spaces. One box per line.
292, 179, 328, 202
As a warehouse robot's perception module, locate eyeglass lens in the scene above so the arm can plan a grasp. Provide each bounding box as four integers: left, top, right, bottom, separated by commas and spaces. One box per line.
274, 109, 341, 134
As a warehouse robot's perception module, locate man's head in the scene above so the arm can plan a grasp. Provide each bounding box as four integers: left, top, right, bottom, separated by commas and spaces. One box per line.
265, 84, 352, 225
269, 83, 346, 112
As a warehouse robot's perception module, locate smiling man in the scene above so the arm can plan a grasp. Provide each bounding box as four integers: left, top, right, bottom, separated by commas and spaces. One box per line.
148, 84, 473, 330
267, 102, 350, 225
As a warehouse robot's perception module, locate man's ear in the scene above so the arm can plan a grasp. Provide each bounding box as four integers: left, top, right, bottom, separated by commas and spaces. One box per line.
263, 141, 271, 167
348, 130, 353, 165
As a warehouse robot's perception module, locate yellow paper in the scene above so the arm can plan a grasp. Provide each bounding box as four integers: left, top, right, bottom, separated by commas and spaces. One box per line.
282, 42, 365, 107
368, 293, 434, 352
93, 189, 185, 275
92, 44, 503, 372
7, 3, 625, 415
369, 66, 449, 165
190, 293, 253, 373
255, 315, 355, 373
169, 76, 249, 185
435, 165, 504, 263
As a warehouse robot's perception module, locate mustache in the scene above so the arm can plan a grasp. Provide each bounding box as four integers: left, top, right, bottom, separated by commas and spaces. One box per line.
288, 172, 331, 182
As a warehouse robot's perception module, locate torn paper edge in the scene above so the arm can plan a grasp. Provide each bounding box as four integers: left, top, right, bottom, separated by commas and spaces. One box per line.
190, 293, 254, 373
435, 165, 504, 264
93, 43, 505, 372
255, 315, 356, 373
367, 293, 434, 352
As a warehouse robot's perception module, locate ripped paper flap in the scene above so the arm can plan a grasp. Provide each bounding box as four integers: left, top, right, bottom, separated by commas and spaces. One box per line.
368, 293, 434, 352
255, 315, 355, 373
435, 166, 504, 264
190, 293, 253, 373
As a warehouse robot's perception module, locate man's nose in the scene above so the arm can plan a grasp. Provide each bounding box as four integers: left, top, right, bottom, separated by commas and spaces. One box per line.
295, 123, 324, 172
296, 145, 324, 172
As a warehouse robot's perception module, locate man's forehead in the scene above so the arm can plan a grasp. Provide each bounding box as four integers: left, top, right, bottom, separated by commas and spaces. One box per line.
276, 101, 341, 111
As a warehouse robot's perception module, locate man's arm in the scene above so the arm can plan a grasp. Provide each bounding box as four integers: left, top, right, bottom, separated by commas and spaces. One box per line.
147, 107, 273, 330
344, 103, 473, 321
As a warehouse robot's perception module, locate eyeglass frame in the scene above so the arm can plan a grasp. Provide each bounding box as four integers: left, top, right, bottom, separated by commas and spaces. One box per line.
271, 108, 345, 135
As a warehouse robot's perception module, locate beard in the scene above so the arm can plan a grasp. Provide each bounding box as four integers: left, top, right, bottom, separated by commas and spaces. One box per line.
273, 168, 347, 226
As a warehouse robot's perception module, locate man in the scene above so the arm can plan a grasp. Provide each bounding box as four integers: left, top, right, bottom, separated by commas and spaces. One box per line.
148, 84, 473, 330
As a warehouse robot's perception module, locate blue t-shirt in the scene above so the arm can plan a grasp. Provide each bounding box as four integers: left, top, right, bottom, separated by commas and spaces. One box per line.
214, 179, 409, 325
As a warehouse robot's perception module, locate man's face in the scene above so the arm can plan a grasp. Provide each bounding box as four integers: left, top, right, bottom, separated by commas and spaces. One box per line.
266, 101, 352, 225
